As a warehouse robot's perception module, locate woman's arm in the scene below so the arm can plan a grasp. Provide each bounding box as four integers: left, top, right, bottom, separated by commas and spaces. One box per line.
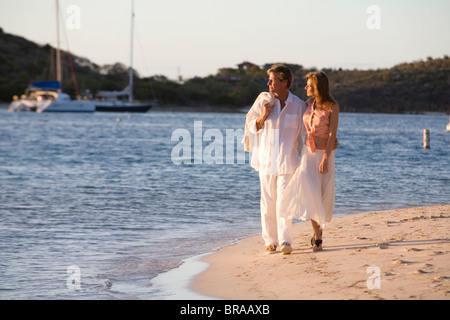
319, 103, 339, 174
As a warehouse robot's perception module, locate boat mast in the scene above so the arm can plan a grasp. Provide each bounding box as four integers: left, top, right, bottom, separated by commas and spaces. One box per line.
129, 0, 135, 103
55, 0, 62, 87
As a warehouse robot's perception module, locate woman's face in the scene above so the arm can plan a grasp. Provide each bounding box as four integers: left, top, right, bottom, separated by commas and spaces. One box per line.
305, 78, 315, 97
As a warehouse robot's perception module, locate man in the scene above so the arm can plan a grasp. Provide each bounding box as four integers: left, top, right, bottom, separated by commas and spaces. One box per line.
244, 64, 306, 255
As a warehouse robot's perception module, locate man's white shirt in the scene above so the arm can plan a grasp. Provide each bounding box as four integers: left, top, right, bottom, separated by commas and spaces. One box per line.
245, 92, 306, 175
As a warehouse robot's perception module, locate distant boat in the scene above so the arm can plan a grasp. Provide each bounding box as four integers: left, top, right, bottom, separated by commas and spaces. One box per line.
447, 116, 450, 132
8, 88, 39, 112
95, 0, 153, 113
8, 98, 36, 112
9, 81, 94, 113
34, 82, 94, 113
9, 1, 95, 113
95, 86, 153, 113
37, 93, 95, 113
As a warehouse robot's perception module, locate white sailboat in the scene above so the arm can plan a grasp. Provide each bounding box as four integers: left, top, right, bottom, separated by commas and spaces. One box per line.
9, 0, 95, 113
95, 0, 153, 113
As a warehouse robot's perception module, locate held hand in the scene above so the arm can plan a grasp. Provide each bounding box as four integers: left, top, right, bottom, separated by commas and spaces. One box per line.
333, 137, 339, 150
262, 101, 274, 118
319, 155, 329, 174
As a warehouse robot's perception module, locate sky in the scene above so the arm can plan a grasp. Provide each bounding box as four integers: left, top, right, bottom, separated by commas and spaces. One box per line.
1, 0, 449, 80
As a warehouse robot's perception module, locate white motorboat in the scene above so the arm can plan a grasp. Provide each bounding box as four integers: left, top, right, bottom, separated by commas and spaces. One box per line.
9, 81, 95, 113
9, 81, 58, 112
9, 94, 38, 112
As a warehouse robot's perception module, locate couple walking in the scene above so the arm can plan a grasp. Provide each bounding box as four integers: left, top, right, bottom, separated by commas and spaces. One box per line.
244, 64, 339, 254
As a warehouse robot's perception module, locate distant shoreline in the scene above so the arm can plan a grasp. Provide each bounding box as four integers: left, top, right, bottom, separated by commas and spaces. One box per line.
1, 102, 448, 115
1, 28, 448, 113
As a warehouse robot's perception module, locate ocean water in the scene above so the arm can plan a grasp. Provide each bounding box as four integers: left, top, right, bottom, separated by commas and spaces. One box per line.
0, 106, 449, 299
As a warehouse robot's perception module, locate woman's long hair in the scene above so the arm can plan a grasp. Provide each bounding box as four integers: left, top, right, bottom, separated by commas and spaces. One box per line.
306, 71, 336, 108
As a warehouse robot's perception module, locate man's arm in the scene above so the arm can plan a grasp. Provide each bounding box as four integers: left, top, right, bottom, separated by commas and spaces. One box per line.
247, 101, 272, 134
255, 102, 273, 131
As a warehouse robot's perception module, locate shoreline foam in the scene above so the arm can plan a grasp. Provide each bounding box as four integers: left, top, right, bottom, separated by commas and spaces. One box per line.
149, 253, 216, 300
190, 205, 450, 300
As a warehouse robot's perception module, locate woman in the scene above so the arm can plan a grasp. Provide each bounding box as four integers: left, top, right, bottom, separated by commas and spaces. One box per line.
279, 71, 339, 251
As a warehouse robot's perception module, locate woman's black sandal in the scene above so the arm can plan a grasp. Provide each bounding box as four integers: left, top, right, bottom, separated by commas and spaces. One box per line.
311, 232, 323, 249
313, 239, 323, 251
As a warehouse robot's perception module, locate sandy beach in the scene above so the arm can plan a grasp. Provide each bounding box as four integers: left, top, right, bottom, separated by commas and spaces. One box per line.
191, 205, 450, 300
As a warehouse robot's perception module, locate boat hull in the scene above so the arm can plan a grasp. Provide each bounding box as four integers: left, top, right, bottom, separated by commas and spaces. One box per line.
8, 100, 37, 112
37, 101, 96, 113
95, 104, 152, 113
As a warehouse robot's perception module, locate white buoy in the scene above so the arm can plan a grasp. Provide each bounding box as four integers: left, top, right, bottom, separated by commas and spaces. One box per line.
446, 116, 450, 132
423, 129, 430, 149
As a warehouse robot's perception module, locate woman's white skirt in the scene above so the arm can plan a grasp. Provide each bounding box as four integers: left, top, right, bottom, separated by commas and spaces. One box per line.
278, 145, 335, 229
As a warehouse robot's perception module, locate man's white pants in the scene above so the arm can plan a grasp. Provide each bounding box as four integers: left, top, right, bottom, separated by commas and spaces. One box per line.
259, 173, 293, 247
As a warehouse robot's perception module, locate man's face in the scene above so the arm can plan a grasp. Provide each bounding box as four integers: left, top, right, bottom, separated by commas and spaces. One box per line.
267, 72, 287, 96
